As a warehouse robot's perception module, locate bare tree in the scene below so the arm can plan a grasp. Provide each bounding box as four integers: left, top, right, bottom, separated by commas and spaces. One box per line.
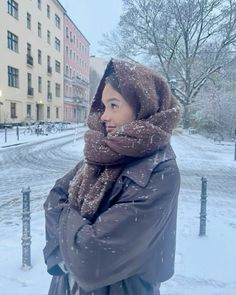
100, 0, 236, 128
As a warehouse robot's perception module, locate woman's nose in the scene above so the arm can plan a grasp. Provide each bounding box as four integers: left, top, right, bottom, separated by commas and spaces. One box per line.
100, 109, 110, 122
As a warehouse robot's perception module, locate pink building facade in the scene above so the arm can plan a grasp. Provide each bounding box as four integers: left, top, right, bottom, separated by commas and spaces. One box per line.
63, 14, 90, 123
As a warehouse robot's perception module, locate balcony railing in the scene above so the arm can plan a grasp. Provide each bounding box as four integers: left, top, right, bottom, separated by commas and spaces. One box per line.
26, 54, 33, 66
47, 92, 52, 101
72, 75, 89, 87
27, 87, 34, 96
47, 66, 52, 74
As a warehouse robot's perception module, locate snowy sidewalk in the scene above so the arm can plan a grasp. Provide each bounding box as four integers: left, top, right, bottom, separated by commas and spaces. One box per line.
0, 130, 236, 295
0, 123, 85, 149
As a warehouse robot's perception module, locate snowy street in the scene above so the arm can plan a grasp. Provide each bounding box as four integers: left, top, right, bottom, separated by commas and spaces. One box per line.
0, 128, 84, 224
0, 129, 236, 295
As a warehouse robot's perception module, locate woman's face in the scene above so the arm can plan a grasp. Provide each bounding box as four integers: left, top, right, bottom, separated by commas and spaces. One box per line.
101, 83, 136, 133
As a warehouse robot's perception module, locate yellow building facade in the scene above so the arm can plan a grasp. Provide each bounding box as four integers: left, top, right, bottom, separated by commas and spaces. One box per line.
0, 0, 65, 124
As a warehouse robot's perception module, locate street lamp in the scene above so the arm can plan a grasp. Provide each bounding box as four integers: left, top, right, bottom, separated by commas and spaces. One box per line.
74, 97, 80, 124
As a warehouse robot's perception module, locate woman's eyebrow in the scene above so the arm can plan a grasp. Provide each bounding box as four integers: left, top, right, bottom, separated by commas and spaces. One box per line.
107, 98, 120, 102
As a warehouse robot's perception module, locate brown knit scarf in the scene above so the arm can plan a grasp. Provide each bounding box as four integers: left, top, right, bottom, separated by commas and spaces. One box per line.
68, 101, 180, 220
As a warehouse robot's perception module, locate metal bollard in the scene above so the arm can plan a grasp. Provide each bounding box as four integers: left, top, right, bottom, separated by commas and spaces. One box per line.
199, 177, 207, 236
5, 126, 7, 143
21, 187, 32, 270
16, 125, 19, 141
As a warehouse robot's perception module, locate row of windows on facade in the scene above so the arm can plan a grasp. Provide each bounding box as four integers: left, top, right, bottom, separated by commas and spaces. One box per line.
8, 32, 61, 73
65, 46, 89, 72
10, 102, 60, 120
64, 65, 88, 82
8, 0, 88, 58
7, 27, 61, 54
8, 0, 61, 29
65, 107, 79, 119
65, 26, 88, 56
64, 84, 82, 98
8, 66, 61, 98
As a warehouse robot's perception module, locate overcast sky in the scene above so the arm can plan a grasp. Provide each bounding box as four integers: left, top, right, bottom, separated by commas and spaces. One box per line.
59, 0, 123, 57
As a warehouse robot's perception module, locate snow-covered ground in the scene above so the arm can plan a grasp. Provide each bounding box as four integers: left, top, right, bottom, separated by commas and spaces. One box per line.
0, 129, 235, 295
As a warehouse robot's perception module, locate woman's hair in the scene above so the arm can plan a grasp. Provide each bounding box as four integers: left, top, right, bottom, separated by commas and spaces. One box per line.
105, 72, 140, 115
105, 73, 121, 93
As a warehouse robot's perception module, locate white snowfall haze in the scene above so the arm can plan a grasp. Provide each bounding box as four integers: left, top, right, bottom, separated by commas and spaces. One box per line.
0, 127, 235, 295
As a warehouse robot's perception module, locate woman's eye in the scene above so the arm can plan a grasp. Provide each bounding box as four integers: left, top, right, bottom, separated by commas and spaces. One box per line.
110, 103, 119, 109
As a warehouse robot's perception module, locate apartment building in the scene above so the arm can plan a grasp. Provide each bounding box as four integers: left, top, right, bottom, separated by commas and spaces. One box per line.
63, 14, 90, 123
0, 0, 65, 124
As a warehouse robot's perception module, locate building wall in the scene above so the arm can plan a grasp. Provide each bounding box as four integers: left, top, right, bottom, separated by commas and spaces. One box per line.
0, 0, 65, 124
63, 14, 90, 123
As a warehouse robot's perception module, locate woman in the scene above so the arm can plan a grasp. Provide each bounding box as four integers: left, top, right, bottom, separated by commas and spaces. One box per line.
43, 59, 181, 295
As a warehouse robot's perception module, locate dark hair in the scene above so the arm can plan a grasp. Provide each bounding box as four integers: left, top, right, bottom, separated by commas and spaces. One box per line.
105, 73, 140, 115
105, 73, 121, 93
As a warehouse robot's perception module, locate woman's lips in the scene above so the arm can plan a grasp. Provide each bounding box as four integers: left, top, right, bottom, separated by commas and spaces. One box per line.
106, 126, 116, 133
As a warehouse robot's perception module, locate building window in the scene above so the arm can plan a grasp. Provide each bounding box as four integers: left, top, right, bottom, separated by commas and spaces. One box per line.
38, 76, 42, 93
26, 43, 33, 66
47, 106, 50, 118
47, 56, 52, 74
73, 108, 76, 118
55, 14, 61, 29
66, 46, 68, 57
27, 43, 31, 56
47, 4, 50, 18
8, 66, 19, 88
38, 22, 42, 37
56, 107, 59, 118
27, 104, 32, 118
47, 80, 51, 94
47, 30, 51, 44
66, 27, 69, 38
27, 73, 32, 88
27, 73, 34, 96
55, 83, 61, 97
55, 38, 60, 51
55, 60, 61, 73
38, 0, 41, 10
8, 0, 18, 19
7, 31, 18, 52
10, 102, 17, 118
69, 49, 72, 59
38, 49, 42, 64
65, 65, 69, 77
27, 13, 31, 30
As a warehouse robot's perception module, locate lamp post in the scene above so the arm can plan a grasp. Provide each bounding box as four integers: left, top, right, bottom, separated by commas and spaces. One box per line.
74, 97, 80, 124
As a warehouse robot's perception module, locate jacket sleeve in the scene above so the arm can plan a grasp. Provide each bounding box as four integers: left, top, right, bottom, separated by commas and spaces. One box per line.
43, 161, 83, 275
58, 160, 180, 291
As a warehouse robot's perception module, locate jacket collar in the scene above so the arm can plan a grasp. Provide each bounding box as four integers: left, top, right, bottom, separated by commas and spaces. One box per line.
121, 144, 176, 187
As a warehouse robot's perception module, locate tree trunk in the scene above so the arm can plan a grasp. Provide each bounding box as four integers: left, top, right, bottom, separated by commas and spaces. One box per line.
183, 104, 191, 129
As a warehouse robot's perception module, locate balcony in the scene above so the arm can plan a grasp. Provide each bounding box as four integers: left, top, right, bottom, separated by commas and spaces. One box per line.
47, 92, 52, 101
47, 66, 52, 74
72, 75, 89, 88
27, 87, 34, 96
26, 54, 33, 66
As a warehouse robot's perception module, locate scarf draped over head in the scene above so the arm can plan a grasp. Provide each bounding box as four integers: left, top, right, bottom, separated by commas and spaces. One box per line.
68, 59, 180, 220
